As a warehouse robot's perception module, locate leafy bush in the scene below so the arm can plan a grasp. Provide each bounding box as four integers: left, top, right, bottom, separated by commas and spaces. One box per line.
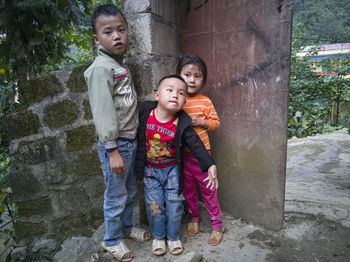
288, 24, 350, 138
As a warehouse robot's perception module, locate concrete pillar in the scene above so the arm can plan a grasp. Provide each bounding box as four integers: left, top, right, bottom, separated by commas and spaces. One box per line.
124, 0, 180, 99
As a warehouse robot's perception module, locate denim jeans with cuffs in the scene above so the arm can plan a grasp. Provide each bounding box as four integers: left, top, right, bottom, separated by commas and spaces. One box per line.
143, 164, 184, 241
97, 139, 137, 246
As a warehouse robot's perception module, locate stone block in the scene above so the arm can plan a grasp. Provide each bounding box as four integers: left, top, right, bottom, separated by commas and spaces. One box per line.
18, 74, 63, 106
124, 0, 150, 13
3, 110, 40, 140
52, 212, 95, 241
60, 150, 100, 181
17, 197, 52, 217
83, 99, 92, 120
14, 221, 48, 240
66, 65, 89, 93
150, 16, 178, 56
54, 188, 91, 213
150, 0, 178, 24
88, 207, 104, 228
9, 169, 42, 201
43, 99, 79, 129
66, 124, 96, 152
32, 237, 57, 256
125, 0, 177, 24
128, 14, 152, 54
15, 137, 60, 165
128, 14, 178, 57
126, 54, 178, 99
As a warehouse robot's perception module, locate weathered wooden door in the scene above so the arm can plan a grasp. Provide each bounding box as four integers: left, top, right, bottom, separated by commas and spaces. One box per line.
179, 0, 293, 230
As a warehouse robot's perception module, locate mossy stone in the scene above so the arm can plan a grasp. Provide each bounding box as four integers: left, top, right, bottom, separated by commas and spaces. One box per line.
83, 99, 92, 120
17, 197, 52, 217
16, 137, 60, 165
52, 212, 93, 241
9, 169, 42, 202
3, 110, 40, 140
14, 221, 48, 240
66, 65, 89, 93
19, 74, 63, 107
55, 188, 91, 212
43, 100, 79, 129
61, 151, 100, 181
66, 124, 96, 152
88, 207, 104, 228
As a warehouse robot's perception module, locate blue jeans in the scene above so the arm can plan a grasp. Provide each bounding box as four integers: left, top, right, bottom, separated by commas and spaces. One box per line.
143, 164, 184, 241
97, 139, 137, 246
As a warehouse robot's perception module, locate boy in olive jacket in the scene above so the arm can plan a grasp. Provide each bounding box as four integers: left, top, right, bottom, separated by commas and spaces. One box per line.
84, 4, 150, 262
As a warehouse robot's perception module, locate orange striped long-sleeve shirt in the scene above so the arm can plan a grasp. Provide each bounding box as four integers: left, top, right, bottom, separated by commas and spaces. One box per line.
183, 93, 220, 150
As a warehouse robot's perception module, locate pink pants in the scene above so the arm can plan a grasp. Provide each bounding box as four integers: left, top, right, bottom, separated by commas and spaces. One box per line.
183, 151, 222, 229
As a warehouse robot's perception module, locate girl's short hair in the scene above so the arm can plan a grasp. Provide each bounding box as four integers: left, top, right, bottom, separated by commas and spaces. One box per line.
176, 54, 207, 84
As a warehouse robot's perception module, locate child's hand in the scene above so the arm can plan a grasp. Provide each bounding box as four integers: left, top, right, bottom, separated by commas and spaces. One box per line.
191, 116, 209, 129
203, 165, 218, 190
109, 150, 126, 174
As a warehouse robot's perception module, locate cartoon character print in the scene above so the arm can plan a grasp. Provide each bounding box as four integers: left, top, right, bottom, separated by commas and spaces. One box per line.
147, 133, 171, 160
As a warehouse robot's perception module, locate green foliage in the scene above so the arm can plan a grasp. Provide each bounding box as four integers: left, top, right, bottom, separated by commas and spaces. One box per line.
44, 0, 122, 72
293, 0, 350, 44
0, 0, 91, 81
289, 24, 350, 138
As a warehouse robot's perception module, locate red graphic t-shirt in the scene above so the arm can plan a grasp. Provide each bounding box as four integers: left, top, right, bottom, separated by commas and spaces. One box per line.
146, 109, 178, 168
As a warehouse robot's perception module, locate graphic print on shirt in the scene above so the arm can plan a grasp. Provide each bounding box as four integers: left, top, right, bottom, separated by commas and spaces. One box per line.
146, 110, 178, 168
113, 70, 136, 106
147, 133, 171, 159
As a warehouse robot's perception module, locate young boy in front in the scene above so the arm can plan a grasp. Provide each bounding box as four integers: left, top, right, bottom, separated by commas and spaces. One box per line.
84, 4, 150, 262
134, 75, 218, 256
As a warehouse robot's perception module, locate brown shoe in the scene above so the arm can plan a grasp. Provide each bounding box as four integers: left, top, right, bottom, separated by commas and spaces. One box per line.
187, 220, 199, 236
208, 227, 224, 246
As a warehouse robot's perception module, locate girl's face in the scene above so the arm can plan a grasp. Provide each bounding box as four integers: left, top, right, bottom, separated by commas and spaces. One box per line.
180, 64, 204, 96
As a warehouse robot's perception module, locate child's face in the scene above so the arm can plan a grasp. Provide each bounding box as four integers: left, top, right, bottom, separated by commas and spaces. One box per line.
154, 78, 187, 114
180, 64, 204, 96
93, 14, 128, 56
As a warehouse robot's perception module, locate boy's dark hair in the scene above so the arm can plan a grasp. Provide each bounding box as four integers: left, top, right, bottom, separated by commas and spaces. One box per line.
155, 75, 187, 91
91, 4, 127, 33
176, 54, 208, 84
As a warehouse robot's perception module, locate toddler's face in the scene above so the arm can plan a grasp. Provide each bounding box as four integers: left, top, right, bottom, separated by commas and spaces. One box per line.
155, 78, 187, 113
180, 64, 204, 96
94, 14, 128, 56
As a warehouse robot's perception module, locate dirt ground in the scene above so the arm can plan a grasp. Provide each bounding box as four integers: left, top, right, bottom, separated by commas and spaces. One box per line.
71, 128, 350, 262
2, 129, 350, 261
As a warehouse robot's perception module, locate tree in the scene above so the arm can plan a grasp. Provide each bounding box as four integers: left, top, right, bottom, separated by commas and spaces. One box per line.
289, 24, 350, 138
293, 0, 350, 44
0, 0, 91, 83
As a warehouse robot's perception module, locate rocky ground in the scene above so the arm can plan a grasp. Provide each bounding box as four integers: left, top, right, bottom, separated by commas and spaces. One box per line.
2, 128, 350, 261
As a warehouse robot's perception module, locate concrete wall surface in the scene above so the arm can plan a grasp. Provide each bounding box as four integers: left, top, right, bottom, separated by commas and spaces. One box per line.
179, 0, 293, 230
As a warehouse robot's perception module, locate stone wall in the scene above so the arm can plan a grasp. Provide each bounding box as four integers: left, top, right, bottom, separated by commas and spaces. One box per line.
5, 66, 104, 256
5, 0, 180, 259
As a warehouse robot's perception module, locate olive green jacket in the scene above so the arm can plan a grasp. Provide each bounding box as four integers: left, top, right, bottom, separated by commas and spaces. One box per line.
84, 45, 138, 151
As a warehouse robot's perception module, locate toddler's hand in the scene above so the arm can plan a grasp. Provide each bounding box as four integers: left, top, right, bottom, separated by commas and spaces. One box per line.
203, 165, 218, 190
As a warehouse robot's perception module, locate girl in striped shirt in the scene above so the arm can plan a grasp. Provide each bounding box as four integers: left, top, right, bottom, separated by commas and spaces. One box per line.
177, 54, 224, 246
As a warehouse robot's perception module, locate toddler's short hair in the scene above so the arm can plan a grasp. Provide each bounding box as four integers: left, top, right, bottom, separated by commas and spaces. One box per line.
155, 75, 187, 91
91, 4, 127, 33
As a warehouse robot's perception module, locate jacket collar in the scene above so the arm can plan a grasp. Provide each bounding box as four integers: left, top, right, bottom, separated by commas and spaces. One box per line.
97, 45, 123, 62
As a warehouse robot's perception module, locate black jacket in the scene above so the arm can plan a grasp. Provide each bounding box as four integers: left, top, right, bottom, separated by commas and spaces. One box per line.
134, 101, 215, 194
